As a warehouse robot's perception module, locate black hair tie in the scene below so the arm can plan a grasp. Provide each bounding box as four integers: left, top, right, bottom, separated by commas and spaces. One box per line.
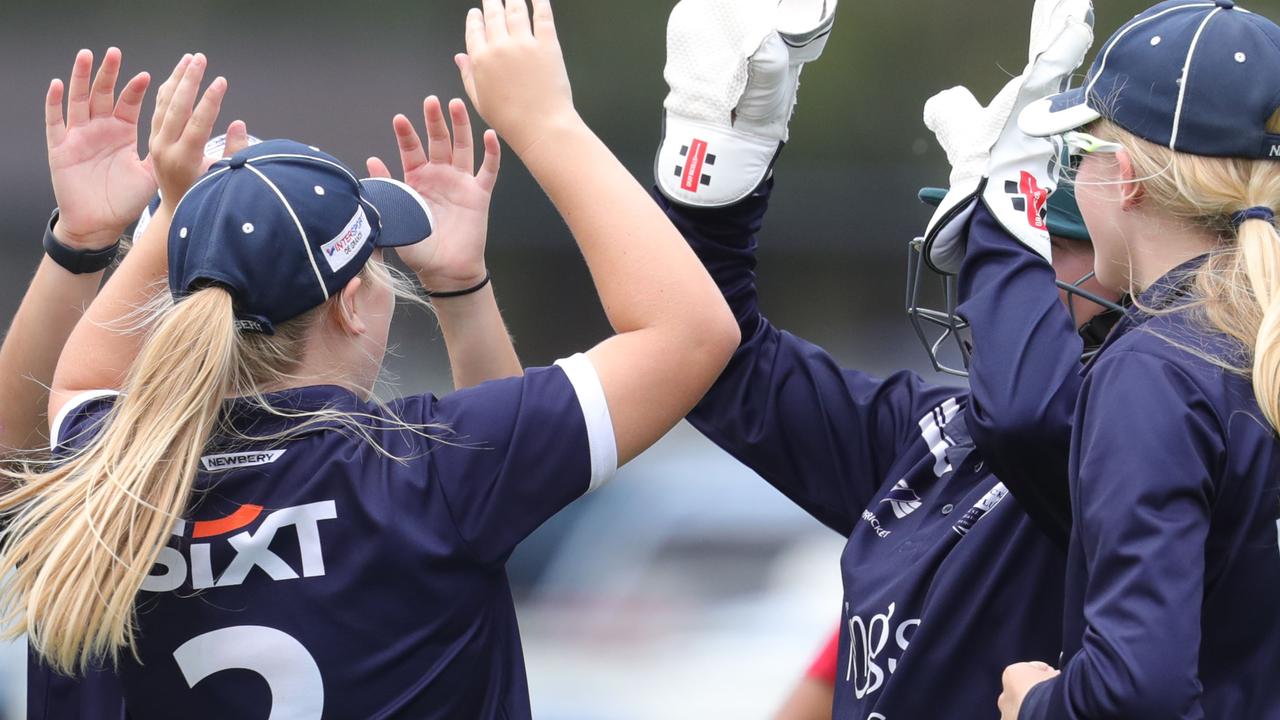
426, 273, 491, 299
1231, 206, 1276, 228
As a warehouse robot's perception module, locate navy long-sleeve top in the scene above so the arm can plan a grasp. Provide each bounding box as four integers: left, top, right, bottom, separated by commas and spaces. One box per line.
662, 182, 1083, 719
1020, 259, 1280, 719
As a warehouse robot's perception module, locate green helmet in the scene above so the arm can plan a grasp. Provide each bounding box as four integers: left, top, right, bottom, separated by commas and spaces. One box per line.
918, 181, 1089, 242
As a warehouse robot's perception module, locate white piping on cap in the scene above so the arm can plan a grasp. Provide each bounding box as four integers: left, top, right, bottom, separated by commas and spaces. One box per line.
171, 166, 232, 218
249, 153, 361, 186
244, 165, 329, 299
1085, 3, 1216, 99
1170, 7, 1224, 150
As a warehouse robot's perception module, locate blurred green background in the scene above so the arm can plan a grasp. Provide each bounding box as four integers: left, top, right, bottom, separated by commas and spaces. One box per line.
2, 1, 1278, 717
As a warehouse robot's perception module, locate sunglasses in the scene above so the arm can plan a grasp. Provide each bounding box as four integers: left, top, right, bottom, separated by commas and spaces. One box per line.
1064, 130, 1125, 170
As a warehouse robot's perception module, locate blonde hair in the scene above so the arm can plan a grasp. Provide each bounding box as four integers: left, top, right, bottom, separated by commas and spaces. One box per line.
0, 257, 432, 674
1091, 109, 1280, 429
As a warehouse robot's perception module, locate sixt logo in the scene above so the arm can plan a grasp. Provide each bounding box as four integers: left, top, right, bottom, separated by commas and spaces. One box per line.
675, 139, 715, 193
141, 500, 337, 592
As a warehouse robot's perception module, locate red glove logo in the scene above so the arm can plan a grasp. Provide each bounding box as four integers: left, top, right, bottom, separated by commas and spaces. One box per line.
1012, 171, 1049, 231
676, 139, 715, 193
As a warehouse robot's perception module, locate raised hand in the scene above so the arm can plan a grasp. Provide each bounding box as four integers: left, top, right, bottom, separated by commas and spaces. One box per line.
148, 53, 228, 209
46, 48, 154, 249
367, 97, 500, 292
456, 0, 578, 156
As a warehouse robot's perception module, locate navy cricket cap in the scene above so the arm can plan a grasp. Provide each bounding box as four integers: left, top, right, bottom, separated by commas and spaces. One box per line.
168, 139, 434, 334
1020, 0, 1280, 159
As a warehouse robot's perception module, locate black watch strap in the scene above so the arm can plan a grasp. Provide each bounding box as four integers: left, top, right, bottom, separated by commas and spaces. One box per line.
43, 209, 120, 275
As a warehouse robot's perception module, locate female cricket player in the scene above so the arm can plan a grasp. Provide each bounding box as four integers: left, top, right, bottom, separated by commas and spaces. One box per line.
1, 1, 740, 718
775, 179, 1117, 720
21, 46, 525, 719
1002, 1, 1280, 717
654, 0, 1107, 717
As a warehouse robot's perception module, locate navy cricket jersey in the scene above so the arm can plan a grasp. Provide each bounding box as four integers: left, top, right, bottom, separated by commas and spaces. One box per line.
659, 184, 1080, 720
1020, 260, 1280, 719
29, 356, 616, 720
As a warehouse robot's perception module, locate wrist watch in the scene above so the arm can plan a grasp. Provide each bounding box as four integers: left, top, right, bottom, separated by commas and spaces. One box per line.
43, 209, 120, 274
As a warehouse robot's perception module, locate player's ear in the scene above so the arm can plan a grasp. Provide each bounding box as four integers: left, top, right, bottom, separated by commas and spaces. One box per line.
1115, 149, 1145, 209
332, 278, 368, 337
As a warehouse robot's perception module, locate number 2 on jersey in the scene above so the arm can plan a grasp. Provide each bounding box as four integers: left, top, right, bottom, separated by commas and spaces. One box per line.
174, 625, 324, 719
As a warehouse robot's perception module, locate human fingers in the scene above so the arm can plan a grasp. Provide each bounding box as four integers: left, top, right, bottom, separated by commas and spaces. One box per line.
448, 98, 475, 174
482, 0, 509, 43
531, 0, 558, 42
89, 47, 122, 118
113, 71, 151, 126
181, 74, 227, 152
424, 96, 453, 166
506, 0, 533, 38
65, 49, 93, 127
150, 54, 193, 145
222, 119, 249, 156
366, 156, 393, 178
394, 113, 428, 175
158, 53, 207, 145
45, 79, 66, 148
476, 129, 501, 193
455, 53, 480, 109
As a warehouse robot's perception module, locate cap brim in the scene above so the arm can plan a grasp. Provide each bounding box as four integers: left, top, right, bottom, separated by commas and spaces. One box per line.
1018, 87, 1102, 138
359, 177, 435, 248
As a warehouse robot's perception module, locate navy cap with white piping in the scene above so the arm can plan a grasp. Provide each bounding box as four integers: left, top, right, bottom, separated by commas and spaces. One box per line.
1020, 0, 1280, 159
168, 139, 433, 334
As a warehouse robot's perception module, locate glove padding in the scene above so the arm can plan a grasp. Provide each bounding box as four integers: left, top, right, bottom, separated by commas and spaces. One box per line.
656, 0, 837, 208
923, 0, 1093, 274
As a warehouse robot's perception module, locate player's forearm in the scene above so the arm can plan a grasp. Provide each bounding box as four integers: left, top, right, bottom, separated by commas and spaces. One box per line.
519, 120, 732, 343
429, 282, 522, 389
51, 206, 170, 406
0, 256, 103, 451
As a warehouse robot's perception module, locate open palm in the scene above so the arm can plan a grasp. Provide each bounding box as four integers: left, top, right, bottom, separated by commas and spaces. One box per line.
368, 96, 500, 292
46, 48, 156, 249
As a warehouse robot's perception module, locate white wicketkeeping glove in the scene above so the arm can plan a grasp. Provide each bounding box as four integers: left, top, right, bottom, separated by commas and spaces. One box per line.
656, 0, 837, 207
922, 0, 1094, 274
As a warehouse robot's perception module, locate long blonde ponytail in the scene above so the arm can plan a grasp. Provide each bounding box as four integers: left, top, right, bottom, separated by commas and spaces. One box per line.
1093, 111, 1280, 430
0, 287, 237, 673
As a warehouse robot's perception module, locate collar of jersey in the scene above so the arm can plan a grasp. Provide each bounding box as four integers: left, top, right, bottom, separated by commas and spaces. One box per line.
220, 384, 367, 439
1082, 253, 1210, 372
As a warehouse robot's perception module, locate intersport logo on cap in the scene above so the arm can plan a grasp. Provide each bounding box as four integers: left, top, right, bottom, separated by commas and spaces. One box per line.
322, 207, 372, 273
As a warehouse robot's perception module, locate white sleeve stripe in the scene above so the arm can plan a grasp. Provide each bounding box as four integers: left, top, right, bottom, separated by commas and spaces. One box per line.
49, 389, 120, 451
554, 354, 618, 493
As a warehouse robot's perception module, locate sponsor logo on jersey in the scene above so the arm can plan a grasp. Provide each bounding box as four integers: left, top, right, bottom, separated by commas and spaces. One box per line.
861, 509, 892, 538
200, 449, 286, 472
1271, 144, 1280, 158
141, 500, 337, 592
844, 601, 921, 701
1006, 171, 1049, 231
920, 398, 961, 477
881, 479, 923, 519
861, 398, 963, 538
675, 139, 715, 193
952, 482, 1009, 536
